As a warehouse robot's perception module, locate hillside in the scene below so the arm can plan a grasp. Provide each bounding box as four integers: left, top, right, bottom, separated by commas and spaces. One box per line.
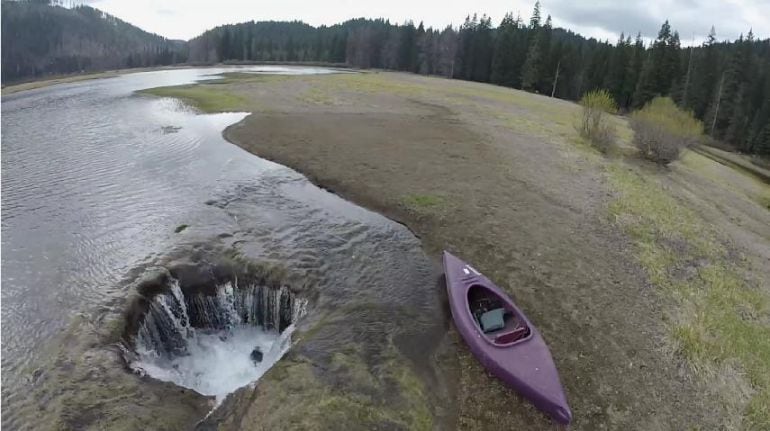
1, 0, 187, 82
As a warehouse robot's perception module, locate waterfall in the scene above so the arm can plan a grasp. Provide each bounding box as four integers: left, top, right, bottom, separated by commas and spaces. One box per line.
134, 276, 307, 359
135, 279, 192, 357
129, 274, 307, 399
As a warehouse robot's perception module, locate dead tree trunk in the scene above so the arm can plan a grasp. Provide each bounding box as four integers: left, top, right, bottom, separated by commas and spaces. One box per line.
550, 60, 560, 98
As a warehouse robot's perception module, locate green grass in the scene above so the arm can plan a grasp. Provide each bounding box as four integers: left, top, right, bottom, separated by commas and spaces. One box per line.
696, 146, 770, 183
681, 151, 770, 211
205, 72, 290, 85
263, 342, 432, 430
2, 70, 121, 94
401, 194, 446, 212
388, 356, 433, 430
606, 161, 770, 428
761, 196, 770, 210
138, 84, 247, 113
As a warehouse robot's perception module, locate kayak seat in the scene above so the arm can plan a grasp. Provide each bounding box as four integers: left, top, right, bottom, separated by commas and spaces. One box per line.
479, 308, 506, 333
494, 326, 529, 344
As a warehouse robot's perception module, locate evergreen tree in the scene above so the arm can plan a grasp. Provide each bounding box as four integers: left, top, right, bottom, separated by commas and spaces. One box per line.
436, 25, 458, 78
529, 1, 541, 30
746, 67, 770, 152
471, 15, 494, 82
584, 42, 613, 93
490, 13, 520, 87
619, 33, 645, 110
521, 35, 542, 91
398, 21, 418, 72
604, 33, 629, 104
753, 123, 770, 155
454, 15, 476, 80
415, 22, 428, 74
537, 15, 554, 92
633, 20, 680, 107
722, 31, 756, 149
709, 32, 750, 144
520, 4, 546, 91
687, 26, 719, 117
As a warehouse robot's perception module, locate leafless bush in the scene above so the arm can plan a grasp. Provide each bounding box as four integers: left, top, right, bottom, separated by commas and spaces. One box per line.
630, 97, 703, 165
630, 118, 685, 164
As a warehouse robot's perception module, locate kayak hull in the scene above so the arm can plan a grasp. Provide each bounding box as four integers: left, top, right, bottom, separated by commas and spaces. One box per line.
443, 250, 572, 425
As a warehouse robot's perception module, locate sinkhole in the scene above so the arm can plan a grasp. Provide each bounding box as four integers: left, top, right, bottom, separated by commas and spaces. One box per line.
122, 265, 308, 401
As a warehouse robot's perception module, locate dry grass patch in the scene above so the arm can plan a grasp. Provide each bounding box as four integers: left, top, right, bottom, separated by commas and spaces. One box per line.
299, 87, 334, 105
324, 73, 429, 97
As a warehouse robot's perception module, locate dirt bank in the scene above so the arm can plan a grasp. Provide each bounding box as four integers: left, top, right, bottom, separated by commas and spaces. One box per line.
142, 71, 770, 429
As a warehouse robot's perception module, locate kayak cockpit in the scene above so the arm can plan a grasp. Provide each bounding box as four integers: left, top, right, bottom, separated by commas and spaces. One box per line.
468, 284, 531, 346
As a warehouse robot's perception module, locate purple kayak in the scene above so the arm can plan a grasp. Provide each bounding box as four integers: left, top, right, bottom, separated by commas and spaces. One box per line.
443, 251, 572, 425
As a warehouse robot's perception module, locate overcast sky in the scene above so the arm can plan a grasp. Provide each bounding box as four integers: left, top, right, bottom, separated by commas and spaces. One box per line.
84, 0, 769, 44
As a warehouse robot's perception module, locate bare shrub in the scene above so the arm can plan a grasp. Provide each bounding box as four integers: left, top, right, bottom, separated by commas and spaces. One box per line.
631, 97, 703, 165
576, 89, 618, 153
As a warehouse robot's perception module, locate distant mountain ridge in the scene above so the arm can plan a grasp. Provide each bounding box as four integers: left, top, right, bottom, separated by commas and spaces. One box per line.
1, 0, 187, 82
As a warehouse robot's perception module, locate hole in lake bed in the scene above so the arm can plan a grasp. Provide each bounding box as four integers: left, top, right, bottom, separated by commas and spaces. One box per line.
123, 268, 307, 401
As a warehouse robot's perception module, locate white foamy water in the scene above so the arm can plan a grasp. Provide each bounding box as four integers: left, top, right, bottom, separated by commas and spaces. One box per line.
134, 324, 295, 401
129, 278, 303, 401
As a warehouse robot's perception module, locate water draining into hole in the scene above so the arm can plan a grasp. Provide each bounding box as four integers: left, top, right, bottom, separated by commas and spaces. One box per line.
127, 276, 306, 401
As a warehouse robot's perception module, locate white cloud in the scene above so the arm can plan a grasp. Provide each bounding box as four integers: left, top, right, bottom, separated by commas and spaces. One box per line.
84, 0, 769, 43
545, 0, 769, 45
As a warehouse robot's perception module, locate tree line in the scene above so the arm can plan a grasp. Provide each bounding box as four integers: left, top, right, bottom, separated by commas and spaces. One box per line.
1, 0, 188, 82
4, 0, 768, 154
187, 3, 769, 155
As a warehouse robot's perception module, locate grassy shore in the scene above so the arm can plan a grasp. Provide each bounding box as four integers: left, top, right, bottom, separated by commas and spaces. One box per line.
693, 145, 770, 184
138, 71, 770, 429
1, 64, 213, 95
1, 71, 123, 95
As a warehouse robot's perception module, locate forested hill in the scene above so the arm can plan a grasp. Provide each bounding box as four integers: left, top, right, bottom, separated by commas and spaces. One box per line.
189, 8, 770, 155
1, 0, 187, 82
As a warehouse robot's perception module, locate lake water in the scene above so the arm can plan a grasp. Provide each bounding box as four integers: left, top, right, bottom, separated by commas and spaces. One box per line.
1, 66, 441, 429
